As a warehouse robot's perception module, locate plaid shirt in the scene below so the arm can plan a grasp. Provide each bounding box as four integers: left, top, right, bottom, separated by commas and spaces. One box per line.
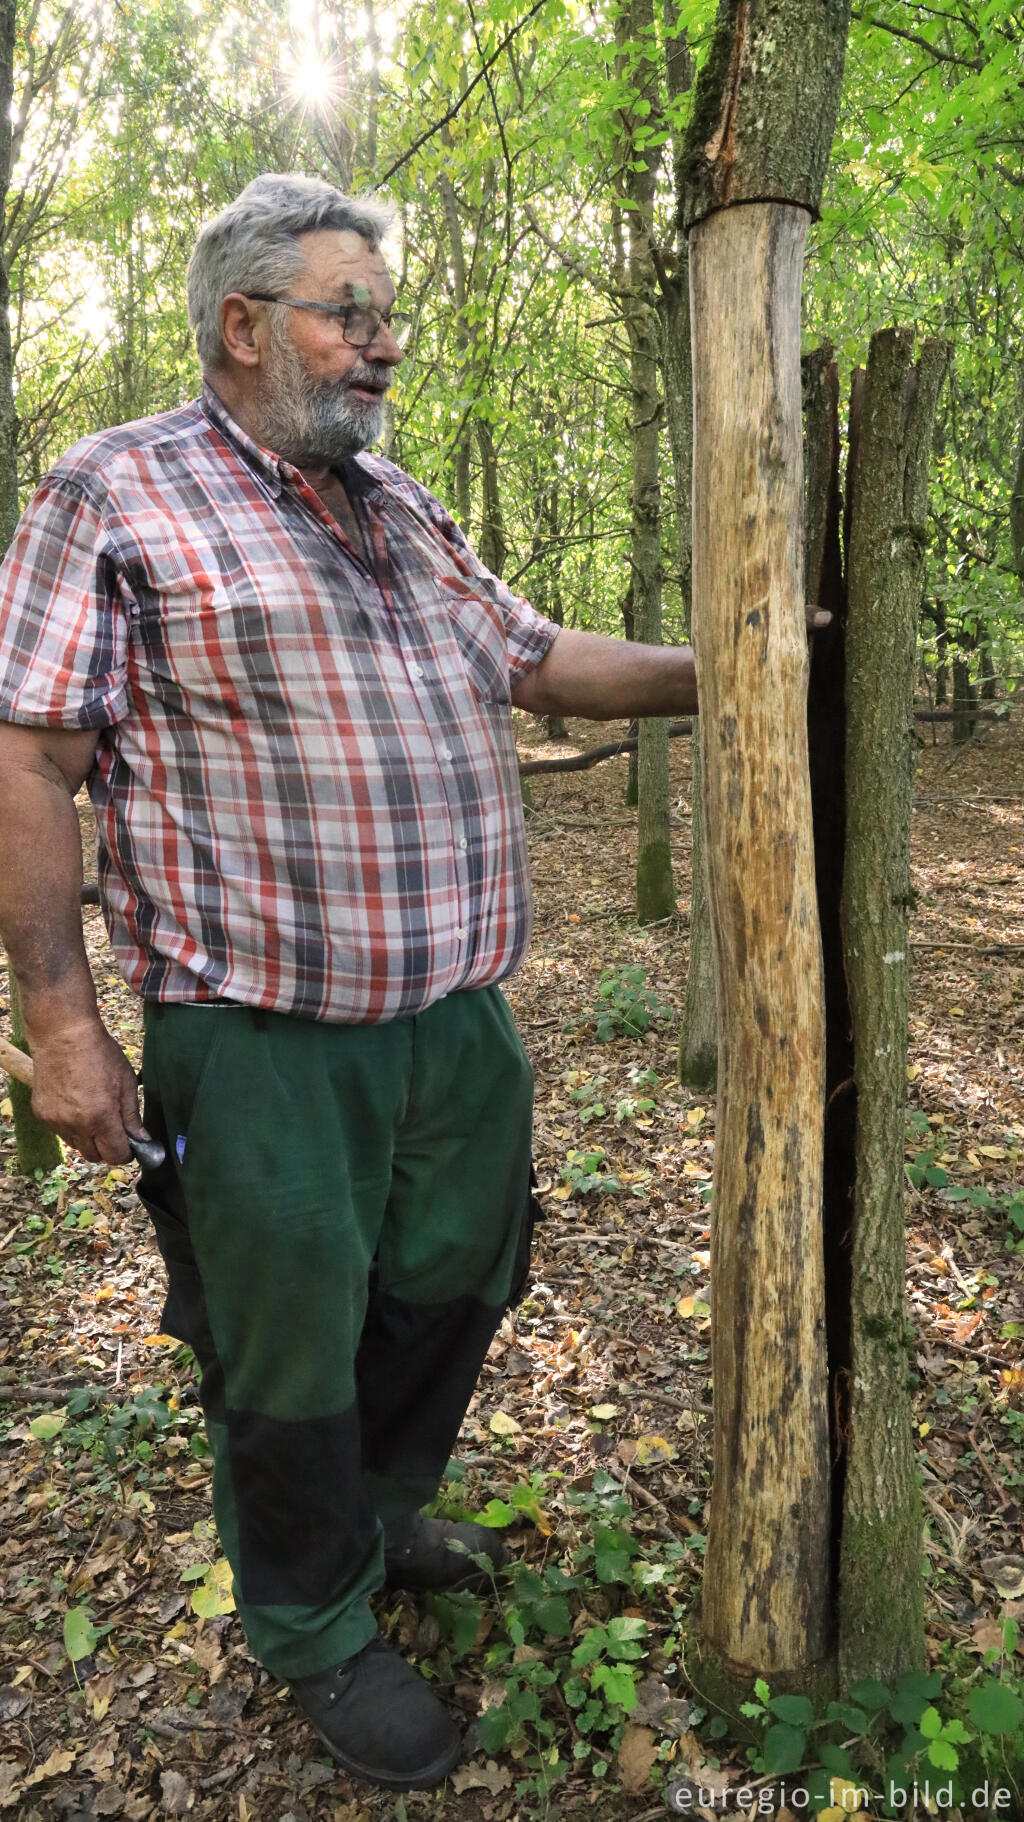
0, 387, 558, 1022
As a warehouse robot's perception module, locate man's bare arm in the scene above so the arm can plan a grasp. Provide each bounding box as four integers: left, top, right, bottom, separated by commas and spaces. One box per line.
511, 628, 698, 720
510, 610, 831, 721
0, 721, 145, 1164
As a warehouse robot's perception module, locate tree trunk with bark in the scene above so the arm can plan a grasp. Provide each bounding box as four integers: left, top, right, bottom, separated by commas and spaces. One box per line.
929, 598, 950, 705
615, 0, 674, 924
657, 18, 716, 1085
840, 329, 948, 1687
620, 584, 639, 806
439, 167, 473, 532
476, 419, 507, 579
0, 0, 62, 1177
682, 0, 851, 1692
7, 974, 61, 1175
1011, 416, 1024, 590
952, 653, 978, 743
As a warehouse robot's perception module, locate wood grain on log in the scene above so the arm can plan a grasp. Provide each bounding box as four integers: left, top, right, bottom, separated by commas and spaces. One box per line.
690, 203, 831, 1676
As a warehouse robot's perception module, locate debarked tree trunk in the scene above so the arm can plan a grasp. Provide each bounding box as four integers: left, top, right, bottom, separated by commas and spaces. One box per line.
690, 204, 831, 1678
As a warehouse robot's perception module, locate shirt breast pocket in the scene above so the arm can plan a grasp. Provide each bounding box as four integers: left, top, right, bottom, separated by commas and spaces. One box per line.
131, 574, 316, 708
446, 592, 511, 707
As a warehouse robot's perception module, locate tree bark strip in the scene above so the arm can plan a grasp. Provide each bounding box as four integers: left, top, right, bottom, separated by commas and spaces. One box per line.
690, 203, 831, 1675
839, 328, 949, 1688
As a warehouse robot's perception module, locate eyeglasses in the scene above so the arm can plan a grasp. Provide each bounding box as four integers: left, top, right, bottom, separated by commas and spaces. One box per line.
245, 294, 412, 349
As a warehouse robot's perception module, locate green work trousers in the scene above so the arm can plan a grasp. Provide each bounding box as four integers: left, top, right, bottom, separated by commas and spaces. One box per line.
137, 986, 535, 1679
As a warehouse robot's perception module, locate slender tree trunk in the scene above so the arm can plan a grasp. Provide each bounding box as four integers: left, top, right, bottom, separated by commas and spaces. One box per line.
476, 419, 507, 579
7, 975, 61, 1174
979, 641, 997, 701
439, 169, 472, 531
952, 652, 977, 743
803, 347, 856, 1559
621, 589, 639, 807
665, 270, 715, 1079
0, 0, 62, 1176
1011, 415, 1024, 590
616, 0, 673, 924
839, 330, 948, 1687
930, 599, 949, 706
530, 468, 568, 739
659, 19, 715, 1084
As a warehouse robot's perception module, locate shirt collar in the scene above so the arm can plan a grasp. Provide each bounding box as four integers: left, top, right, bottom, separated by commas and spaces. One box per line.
200, 382, 290, 497
200, 381, 385, 505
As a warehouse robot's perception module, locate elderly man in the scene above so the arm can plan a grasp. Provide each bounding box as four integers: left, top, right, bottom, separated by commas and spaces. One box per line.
0, 175, 699, 1789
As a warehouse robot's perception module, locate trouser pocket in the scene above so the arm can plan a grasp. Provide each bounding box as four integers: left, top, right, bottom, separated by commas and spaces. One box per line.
508, 1162, 545, 1307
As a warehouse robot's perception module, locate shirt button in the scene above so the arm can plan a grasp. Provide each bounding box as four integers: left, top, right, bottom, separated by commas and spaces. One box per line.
442, 747, 453, 761
411, 663, 424, 678
455, 927, 467, 940
459, 838, 468, 850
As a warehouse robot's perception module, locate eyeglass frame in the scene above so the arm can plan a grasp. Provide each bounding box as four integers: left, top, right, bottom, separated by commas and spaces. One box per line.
243, 293, 412, 349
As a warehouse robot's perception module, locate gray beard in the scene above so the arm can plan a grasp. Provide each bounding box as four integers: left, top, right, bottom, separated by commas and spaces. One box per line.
253, 316, 389, 464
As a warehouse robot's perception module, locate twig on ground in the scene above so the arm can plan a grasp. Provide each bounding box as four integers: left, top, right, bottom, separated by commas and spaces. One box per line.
968, 1426, 1013, 1512
911, 939, 1024, 955
624, 1380, 713, 1420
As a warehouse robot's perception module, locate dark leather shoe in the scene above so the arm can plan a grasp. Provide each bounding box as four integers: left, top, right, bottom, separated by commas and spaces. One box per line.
383, 1512, 511, 1593
290, 1637, 461, 1790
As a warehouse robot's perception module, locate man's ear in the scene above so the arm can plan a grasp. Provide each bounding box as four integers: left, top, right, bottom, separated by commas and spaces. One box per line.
220, 293, 264, 369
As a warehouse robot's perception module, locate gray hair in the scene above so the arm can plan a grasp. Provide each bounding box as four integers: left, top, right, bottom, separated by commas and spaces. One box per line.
186, 173, 394, 372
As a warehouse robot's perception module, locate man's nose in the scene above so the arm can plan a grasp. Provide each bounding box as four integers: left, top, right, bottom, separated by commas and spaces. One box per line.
368, 321, 405, 365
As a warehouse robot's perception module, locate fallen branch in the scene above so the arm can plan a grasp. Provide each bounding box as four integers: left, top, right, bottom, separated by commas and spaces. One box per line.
517, 707, 1011, 777
910, 940, 1024, 956
915, 709, 1006, 723
0, 1378, 172, 1405
518, 720, 693, 776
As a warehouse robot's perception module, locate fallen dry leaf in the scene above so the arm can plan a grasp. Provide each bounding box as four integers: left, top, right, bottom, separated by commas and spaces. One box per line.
159, 1768, 194, 1815
450, 1759, 512, 1795
618, 1722, 658, 1792
23, 1746, 77, 1789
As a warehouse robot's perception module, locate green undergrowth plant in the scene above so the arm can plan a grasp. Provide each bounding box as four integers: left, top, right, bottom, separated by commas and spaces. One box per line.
574, 965, 673, 1043
562, 1064, 662, 1128
24, 1381, 209, 1499
419, 1464, 1024, 1817
905, 1111, 1024, 1252
732, 1638, 1024, 1818
416, 1467, 698, 1812
561, 1147, 621, 1195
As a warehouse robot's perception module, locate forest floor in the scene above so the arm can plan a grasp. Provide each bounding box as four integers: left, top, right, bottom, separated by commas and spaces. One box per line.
1, 717, 1023, 1822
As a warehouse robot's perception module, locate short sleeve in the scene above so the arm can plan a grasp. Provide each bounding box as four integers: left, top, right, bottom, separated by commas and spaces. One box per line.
0, 475, 130, 728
